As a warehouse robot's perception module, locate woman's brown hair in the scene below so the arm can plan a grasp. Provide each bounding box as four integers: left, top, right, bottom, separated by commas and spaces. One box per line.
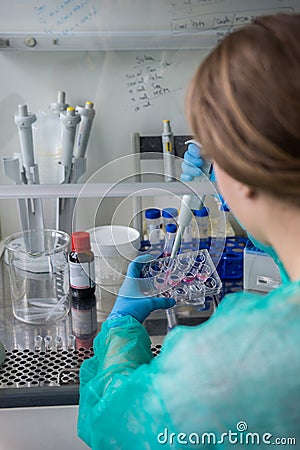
186, 14, 300, 205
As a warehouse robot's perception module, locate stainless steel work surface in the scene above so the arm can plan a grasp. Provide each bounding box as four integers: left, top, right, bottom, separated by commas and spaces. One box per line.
0, 253, 235, 408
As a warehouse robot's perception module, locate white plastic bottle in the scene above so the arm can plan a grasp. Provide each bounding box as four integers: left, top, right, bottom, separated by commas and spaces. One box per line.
162, 207, 178, 231
161, 207, 178, 243
145, 208, 161, 246
193, 207, 210, 249
33, 91, 68, 184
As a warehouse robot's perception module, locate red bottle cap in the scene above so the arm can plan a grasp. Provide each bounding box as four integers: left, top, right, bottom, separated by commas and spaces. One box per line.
71, 231, 91, 252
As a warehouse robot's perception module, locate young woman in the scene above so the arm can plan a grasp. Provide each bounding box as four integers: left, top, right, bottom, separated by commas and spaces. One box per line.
78, 14, 300, 449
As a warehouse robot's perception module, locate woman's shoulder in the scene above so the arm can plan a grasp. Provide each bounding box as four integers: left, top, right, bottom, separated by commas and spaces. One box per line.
162, 279, 300, 355
220, 278, 300, 311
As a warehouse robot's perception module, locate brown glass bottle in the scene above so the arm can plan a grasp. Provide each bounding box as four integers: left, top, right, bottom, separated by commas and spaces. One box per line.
69, 231, 95, 299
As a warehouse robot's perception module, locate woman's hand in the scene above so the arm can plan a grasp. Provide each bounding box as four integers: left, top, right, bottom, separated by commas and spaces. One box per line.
107, 254, 175, 323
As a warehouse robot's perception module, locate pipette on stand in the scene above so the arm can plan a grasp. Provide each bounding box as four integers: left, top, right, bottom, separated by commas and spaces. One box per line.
60, 107, 81, 184
57, 103, 95, 235
74, 102, 96, 159
57, 107, 81, 234
14, 105, 44, 252
162, 120, 176, 182
50, 91, 69, 114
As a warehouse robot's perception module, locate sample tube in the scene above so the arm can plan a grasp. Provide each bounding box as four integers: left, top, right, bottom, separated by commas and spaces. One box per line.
44, 335, 53, 352
193, 207, 210, 249
162, 223, 177, 257
145, 208, 161, 246
55, 336, 63, 352
162, 208, 178, 231
67, 334, 76, 351
34, 335, 43, 352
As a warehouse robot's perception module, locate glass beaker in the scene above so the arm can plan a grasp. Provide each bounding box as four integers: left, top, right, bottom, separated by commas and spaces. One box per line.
4, 229, 70, 324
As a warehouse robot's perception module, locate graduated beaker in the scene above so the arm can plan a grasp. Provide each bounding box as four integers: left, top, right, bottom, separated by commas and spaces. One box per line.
4, 229, 70, 324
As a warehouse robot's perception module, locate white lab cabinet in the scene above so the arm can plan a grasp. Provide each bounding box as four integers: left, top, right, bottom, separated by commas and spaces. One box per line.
0, 406, 89, 450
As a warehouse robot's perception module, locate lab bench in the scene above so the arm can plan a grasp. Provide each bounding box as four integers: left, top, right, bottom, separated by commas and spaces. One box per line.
0, 246, 242, 409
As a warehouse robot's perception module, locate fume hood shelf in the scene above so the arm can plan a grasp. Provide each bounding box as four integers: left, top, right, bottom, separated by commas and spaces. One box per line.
0, 181, 216, 200
0, 31, 221, 52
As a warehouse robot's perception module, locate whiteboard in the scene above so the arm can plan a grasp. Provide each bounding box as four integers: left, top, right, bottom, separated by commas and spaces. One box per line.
1, 0, 299, 50
0, 0, 299, 235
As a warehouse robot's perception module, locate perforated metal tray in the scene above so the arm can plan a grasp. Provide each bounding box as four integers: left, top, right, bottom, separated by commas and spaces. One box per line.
0, 344, 163, 390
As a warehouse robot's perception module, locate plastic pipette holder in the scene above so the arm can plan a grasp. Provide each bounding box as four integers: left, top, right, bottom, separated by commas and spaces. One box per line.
140, 249, 222, 306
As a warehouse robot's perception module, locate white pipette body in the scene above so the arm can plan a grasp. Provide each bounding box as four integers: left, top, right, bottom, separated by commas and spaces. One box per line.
162, 119, 176, 182
60, 106, 81, 183
15, 104, 37, 184
171, 194, 204, 258
171, 140, 212, 258
75, 101, 96, 158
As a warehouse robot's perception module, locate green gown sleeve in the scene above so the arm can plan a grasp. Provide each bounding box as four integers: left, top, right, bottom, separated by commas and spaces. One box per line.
78, 282, 300, 449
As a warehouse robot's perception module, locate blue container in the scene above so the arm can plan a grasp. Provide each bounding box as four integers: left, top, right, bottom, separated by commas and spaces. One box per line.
215, 237, 247, 280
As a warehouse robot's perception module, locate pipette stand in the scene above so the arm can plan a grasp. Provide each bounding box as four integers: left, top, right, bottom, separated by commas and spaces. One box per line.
3, 155, 44, 233
56, 156, 87, 236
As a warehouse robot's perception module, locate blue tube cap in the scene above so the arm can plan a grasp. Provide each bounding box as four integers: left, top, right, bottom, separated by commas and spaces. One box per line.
145, 208, 161, 219
220, 203, 230, 212
193, 207, 209, 217
162, 207, 178, 219
166, 223, 177, 233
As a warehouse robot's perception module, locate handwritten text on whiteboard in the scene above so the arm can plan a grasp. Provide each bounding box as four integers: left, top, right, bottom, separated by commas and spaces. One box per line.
33, 0, 98, 35
125, 55, 181, 113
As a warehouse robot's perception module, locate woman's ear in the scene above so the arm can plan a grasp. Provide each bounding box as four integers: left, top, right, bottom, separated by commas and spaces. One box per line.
236, 181, 257, 200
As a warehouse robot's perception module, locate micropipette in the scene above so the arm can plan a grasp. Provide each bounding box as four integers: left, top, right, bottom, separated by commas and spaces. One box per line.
57, 102, 95, 235
162, 119, 176, 182
170, 140, 213, 258
15, 105, 36, 182
14, 104, 44, 250
50, 91, 68, 114
60, 106, 81, 184
75, 101, 96, 159
57, 106, 81, 234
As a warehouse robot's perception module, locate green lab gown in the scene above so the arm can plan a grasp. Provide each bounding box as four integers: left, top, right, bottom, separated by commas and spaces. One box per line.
78, 267, 300, 449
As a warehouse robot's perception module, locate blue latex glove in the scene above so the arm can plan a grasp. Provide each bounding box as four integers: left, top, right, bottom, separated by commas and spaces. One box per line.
107, 254, 175, 324
181, 141, 229, 208
181, 142, 204, 182
181, 141, 217, 182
